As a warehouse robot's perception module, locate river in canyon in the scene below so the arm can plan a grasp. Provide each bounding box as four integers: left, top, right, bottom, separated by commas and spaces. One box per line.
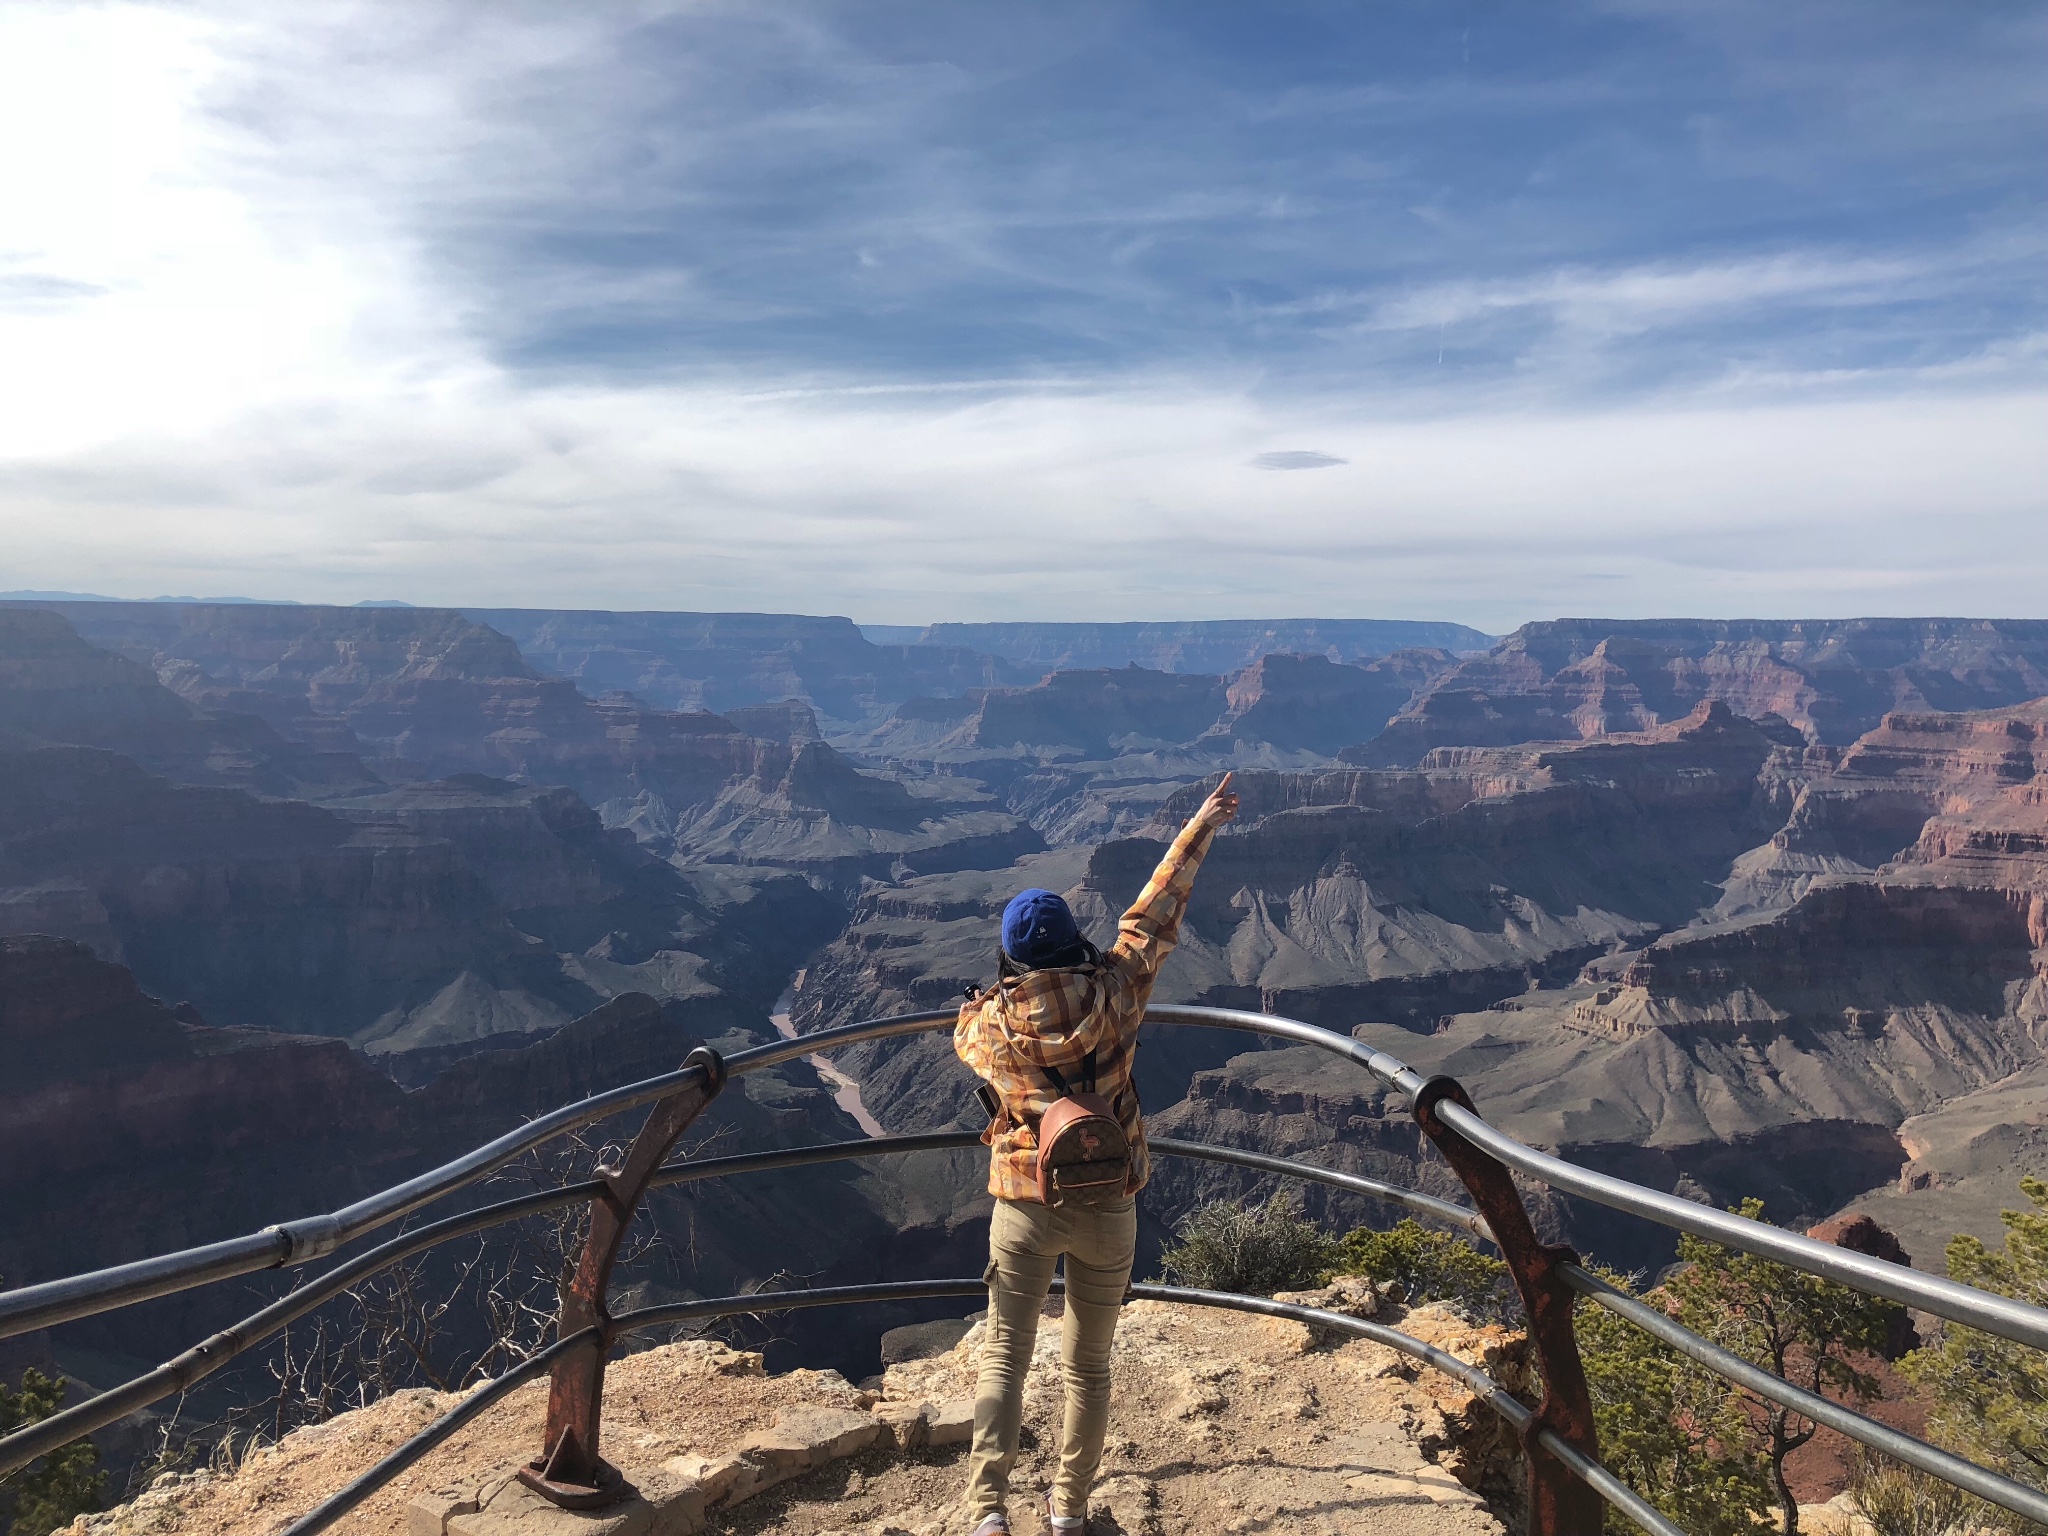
770, 993, 887, 1138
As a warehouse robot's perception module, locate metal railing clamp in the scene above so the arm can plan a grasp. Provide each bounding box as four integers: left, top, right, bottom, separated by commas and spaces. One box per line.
265, 1214, 345, 1265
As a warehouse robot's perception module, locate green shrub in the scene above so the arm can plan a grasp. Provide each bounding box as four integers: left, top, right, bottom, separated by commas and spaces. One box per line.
0, 1367, 105, 1536
1157, 1191, 1337, 1295
1576, 1265, 1773, 1536
1322, 1218, 1512, 1319
1847, 1447, 1968, 1536
1665, 1198, 1899, 1536
1902, 1176, 2048, 1532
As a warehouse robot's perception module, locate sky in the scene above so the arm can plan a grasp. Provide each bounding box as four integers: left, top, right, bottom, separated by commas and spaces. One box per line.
0, 1, 2042, 629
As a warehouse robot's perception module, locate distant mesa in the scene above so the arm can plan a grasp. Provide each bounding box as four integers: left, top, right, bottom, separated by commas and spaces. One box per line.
1248, 449, 1347, 470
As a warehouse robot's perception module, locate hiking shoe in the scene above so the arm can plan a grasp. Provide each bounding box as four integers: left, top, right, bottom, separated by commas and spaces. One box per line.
969, 1515, 1009, 1536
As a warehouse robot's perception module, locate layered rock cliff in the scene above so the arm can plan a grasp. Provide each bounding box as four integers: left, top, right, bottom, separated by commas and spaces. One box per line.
0, 739, 838, 1054
1169, 691, 2048, 1268
0, 608, 379, 798
789, 703, 1795, 1199
1354, 618, 2048, 764
15, 602, 1032, 885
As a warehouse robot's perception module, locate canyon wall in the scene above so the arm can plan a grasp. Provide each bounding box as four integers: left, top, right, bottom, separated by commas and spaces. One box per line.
1355, 618, 2048, 764
882, 617, 1495, 672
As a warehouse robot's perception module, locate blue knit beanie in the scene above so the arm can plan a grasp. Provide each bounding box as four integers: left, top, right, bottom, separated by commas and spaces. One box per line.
1001, 888, 1083, 968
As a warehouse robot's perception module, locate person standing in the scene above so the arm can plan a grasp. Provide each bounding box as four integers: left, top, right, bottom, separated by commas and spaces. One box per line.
954, 773, 1240, 1535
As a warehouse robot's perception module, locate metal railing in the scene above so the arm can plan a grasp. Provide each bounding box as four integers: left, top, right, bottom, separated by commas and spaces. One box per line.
3, 1004, 2044, 1535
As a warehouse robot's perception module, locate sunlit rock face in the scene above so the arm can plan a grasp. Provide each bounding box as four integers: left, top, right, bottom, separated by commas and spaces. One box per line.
1352, 617, 2048, 765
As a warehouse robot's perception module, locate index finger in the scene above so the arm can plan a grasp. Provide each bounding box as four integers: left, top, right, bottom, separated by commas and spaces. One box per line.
1213, 771, 1234, 795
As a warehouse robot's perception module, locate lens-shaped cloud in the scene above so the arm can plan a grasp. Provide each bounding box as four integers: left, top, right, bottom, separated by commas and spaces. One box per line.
1249, 451, 1348, 471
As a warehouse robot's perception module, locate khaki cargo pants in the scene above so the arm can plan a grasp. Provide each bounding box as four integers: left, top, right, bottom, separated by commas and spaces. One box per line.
964, 1193, 1138, 1523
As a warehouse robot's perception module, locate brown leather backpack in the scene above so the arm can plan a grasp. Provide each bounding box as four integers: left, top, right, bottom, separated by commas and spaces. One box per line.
1033, 1051, 1133, 1208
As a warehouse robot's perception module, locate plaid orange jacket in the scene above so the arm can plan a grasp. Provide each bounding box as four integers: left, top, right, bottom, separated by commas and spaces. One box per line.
954, 810, 1220, 1201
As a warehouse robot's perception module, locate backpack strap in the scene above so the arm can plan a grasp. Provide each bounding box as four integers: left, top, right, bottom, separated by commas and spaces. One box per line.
1038, 1049, 1100, 1101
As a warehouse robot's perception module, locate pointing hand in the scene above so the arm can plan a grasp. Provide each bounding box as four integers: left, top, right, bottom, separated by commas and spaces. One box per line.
1197, 771, 1240, 829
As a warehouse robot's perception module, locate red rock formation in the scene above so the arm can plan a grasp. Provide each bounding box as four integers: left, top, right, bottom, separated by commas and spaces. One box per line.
1853, 703, 2048, 900
1357, 618, 2048, 764
1805, 1214, 1919, 1356
1805, 1212, 1912, 1267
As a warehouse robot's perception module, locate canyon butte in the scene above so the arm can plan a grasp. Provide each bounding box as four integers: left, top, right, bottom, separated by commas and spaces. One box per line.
4, 600, 2048, 1457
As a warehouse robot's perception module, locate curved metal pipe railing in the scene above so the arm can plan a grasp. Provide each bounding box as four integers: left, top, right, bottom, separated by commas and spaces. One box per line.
7, 1000, 2048, 1536
14, 1001, 2040, 1351
0, 1129, 1482, 1474
277, 1280, 1682, 1536
282, 1322, 602, 1536
1151, 1135, 1493, 1239
0, 1005, 1403, 1344
651, 1128, 1492, 1236
0, 1182, 602, 1473
1146, 1006, 2048, 1353
1132, 1284, 1682, 1536
1430, 1098, 2048, 1353
0, 1060, 720, 1341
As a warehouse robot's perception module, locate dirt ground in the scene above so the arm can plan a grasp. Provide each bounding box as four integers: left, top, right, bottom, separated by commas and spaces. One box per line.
66, 1339, 850, 1536
68, 1302, 1519, 1536
718, 1299, 1513, 1536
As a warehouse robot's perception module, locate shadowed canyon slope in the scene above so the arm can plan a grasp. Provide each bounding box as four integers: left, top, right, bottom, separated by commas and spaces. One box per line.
0, 936, 981, 1386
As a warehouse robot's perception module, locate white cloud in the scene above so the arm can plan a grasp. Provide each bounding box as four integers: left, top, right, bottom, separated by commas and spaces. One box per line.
1359, 252, 1929, 335
0, 3, 2042, 631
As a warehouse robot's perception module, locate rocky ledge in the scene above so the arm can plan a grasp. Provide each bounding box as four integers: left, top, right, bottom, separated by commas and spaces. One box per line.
68, 1301, 1521, 1536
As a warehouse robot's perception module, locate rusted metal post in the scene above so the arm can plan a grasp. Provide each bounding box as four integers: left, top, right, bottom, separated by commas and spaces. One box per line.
520, 1046, 726, 1507
1412, 1075, 1603, 1536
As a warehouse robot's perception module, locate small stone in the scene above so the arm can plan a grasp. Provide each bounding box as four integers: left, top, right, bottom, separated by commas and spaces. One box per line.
407, 1489, 481, 1535
870, 1399, 932, 1452
662, 1452, 748, 1508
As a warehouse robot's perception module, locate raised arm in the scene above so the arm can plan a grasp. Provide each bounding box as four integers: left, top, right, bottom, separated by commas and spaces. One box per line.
1109, 772, 1239, 988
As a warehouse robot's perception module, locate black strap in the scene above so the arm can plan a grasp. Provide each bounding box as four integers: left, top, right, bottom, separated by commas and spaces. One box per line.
1039, 1049, 1098, 1100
